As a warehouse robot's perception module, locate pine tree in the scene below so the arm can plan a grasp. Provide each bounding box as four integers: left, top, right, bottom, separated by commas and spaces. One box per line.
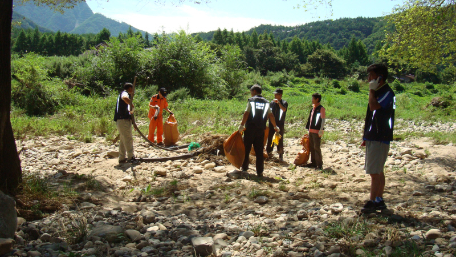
213, 28, 223, 45
31, 26, 41, 53
145, 32, 150, 47
13, 30, 28, 54
251, 29, 259, 49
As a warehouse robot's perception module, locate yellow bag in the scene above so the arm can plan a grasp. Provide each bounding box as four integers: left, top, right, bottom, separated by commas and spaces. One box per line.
164, 115, 179, 146
294, 134, 310, 165
270, 132, 282, 147
224, 131, 245, 169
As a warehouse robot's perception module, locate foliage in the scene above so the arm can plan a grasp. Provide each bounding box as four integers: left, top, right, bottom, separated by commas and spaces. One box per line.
141, 30, 221, 99
347, 80, 360, 92
381, 0, 456, 67
11, 53, 59, 115
307, 49, 347, 78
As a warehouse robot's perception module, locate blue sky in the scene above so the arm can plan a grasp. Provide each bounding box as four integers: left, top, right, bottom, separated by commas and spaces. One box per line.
86, 0, 403, 34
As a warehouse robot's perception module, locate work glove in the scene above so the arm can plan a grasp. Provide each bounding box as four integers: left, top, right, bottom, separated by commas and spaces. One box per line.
318, 130, 324, 137
238, 125, 245, 133
369, 77, 381, 91
274, 126, 280, 132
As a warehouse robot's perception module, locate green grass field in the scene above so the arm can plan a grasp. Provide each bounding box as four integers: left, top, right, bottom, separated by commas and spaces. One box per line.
11, 77, 456, 144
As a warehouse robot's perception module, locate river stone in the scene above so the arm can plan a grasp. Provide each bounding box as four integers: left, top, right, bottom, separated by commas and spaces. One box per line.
214, 166, 226, 173
204, 163, 216, 170
193, 167, 203, 174
425, 229, 442, 239
227, 170, 242, 179
125, 229, 141, 242
191, 237, 215, 256
106, 151, 119, 158
330, 203, 343, 213
89, 225, 124, 243
140, 210, 156, 224
240, 231, 254, 239
254, 196, 268, 204
154, 167, 167, 176
0, 238, 14, 255
0, 192, 17, 239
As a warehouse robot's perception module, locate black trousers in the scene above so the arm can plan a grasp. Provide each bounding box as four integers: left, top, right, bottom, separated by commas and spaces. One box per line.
309, 132, 323, 167
242, 128, 265, 175
266, 124, 284, 155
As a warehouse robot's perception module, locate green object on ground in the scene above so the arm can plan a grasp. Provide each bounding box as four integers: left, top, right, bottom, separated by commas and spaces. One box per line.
188, 142, 201, 151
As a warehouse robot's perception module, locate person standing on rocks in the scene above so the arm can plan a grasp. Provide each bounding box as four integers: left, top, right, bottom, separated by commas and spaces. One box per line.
148, 87, 174, 146
305, 93, 326, 170
361, 63, 396, 213
238, 84, 280, 178
114, 83, 137, 164
266, 88, 288, 161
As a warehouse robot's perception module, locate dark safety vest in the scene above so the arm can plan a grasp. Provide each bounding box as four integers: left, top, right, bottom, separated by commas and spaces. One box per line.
269, 100, 288, 127
114, 91, 131, 121
246, 95, 270, 130
306, 105, 325, 131
363, 84, 396, 141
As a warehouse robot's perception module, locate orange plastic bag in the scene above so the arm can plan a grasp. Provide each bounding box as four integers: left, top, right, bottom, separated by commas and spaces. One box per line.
223, 131, 245, 169
250, 128, 269, 157
164, 115, 179, 146
294, 134, 310, 165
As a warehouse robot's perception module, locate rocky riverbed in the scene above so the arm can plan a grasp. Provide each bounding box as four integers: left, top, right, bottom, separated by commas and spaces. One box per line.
1, 119, 455, 257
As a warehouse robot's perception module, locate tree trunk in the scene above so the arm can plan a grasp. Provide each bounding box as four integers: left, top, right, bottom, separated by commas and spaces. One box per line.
0, 0, 22, 195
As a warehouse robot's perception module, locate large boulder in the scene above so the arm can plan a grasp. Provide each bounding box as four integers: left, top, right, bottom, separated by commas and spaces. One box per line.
0, 192, 17, 239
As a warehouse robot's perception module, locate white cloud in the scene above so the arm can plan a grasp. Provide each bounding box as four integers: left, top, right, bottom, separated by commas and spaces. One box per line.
106, 5, 299, 34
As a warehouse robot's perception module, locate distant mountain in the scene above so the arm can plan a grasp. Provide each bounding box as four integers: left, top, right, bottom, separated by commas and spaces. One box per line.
12, 11, 53, 33
70, 13, 144, 36
13, 1, 93, 32
12, 1, 146, 35
194, 17, 391, 53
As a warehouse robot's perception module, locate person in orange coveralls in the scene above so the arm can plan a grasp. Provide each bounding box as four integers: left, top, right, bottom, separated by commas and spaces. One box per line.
148, 88, 173, 145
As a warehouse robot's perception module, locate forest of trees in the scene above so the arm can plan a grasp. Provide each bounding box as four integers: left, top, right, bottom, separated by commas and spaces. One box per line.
11, 26, 151, 56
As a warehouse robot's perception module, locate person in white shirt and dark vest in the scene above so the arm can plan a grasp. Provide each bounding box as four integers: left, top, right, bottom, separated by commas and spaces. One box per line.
305, 93, 326, 170
361, 63, 395, 213
266, 88, 288, 161
238, 84, 280, 178
113, 83, 138, 164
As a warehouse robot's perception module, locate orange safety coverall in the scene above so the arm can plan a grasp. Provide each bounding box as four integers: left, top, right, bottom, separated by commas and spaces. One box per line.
148, 94, 168, 143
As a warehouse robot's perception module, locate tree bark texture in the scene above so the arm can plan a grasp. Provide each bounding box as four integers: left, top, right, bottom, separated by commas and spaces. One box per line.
0, 0, 22, 195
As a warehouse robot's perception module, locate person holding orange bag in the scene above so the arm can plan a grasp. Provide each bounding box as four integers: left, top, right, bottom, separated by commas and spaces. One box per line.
148, 88, 173, 145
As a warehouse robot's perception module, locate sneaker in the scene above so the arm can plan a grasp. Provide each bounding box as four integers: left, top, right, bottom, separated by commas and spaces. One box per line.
118, 159, 128, 164
157, 142, 164, 146
361, 200, 376, 213
305, 163, 317, 168
374, 200, 387, 210
279, 154, 284, 162
316, 166, 323, 170
128, 157, 139, 164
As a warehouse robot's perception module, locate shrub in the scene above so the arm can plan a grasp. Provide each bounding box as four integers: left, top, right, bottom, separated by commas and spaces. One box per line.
268, 71, 289, 88
241, 71, 266, 90
393, 79, 405, 93
332, 80, 341, 88
425, 82, 435, 90
347, 80, 360, 92
339, 87, 347, 95
167, 87, 190, 101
